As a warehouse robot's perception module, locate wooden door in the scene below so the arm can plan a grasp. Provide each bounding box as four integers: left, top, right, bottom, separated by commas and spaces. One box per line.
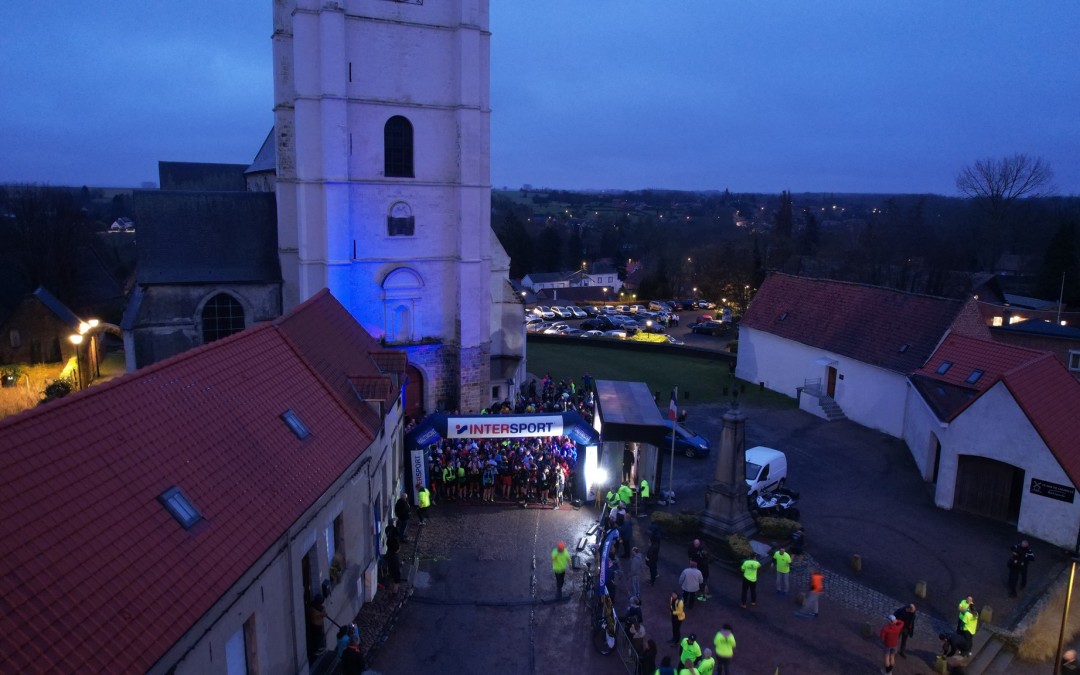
826, 366, 837, 397
954, 455, 1023, 523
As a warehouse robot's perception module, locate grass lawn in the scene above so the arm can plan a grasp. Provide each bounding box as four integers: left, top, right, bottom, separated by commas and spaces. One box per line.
524, 340, 795, 408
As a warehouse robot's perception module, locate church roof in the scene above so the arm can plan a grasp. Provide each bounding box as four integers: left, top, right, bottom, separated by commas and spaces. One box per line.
742, 273, 984, 374
157, 161, 249, 191
245, 128, 276, 175
0, 290, 388, 675
132, 190, 281, 285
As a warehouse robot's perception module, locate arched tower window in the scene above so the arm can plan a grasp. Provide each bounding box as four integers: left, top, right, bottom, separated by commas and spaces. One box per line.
201, 293, 246, 344
384, 116, 414, 178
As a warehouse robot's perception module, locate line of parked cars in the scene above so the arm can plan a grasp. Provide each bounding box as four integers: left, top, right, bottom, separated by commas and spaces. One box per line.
525, 305, 684, 344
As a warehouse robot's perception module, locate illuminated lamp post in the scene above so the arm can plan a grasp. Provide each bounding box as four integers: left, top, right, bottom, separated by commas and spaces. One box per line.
68, 334, 84, 391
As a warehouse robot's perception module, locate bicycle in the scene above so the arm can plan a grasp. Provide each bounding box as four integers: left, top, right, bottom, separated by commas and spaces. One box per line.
590, 588, 617, 655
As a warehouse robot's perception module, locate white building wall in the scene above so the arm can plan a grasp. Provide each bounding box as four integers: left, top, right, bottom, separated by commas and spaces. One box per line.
933, 383, 1080, 548
901, 383, 948, 481
736, 327, 908, 437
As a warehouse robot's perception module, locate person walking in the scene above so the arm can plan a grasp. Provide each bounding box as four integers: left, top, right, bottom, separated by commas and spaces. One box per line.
394, 493, 411, 542
416, 482, 432, 524
669, 592, 685, 645
797, 569, 823, 617
646, 535, 661, 586
697, 648, 715, 675
791, 527, 806, 563
679, 560, 704, 611
956, 596, 973, 633
679, 634, 702, 668
551, 540, 571, 600
880, 614, 904, 674
892, 603, 916, 657
773, 546, 792, 594
629, 546, 644, 599
713, 624, 736, 675
688, 539, 711, 600
739, 557, 760, 608
1008, 551, 1023, 597
1013, 540, 1035, 590
960, 602, 978, 641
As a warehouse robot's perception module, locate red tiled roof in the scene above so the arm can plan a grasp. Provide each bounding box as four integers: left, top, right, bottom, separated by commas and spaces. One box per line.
912, 333, 1080, 486
915, 333, 1046, 392
742, 274, 987, 373
0, 290, 386, 674
370, 350, 408, 374
1001, 354, 1080, 487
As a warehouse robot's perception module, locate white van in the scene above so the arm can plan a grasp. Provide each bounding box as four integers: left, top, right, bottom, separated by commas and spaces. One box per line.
745, 446, 788, 495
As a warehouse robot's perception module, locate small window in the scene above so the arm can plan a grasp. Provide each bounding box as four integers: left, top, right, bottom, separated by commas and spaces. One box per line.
387, 201, 415, 236
159, 486, 202, 529
965, 369, 984, 385
779, 312, 788, 321
8, 329, 20, 349
1068, 351, 1080, 372
898, 343, 909, 353
327, 513, 345, 569
936, 361, 952, 375
281, 410, 311, 439
384, 115, 414, 177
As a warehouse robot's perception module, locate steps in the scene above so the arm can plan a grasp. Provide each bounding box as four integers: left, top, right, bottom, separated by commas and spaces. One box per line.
818, 395, 847, 421
962, 630, 1015, 675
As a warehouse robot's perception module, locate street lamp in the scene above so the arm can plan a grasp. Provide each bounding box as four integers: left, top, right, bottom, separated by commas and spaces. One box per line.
68, 334, 83, 391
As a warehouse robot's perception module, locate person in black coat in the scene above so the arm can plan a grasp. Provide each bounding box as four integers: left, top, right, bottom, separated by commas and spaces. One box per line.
1008, 551, 1023, 597
1012, 540, 1035, 589
892, 603, 916, 656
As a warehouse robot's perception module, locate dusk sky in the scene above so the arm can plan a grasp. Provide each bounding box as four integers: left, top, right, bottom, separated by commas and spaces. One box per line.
2, 1, 1077, 195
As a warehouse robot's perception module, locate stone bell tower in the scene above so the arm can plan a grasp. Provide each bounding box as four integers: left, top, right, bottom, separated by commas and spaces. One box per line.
273, 0, 520, 413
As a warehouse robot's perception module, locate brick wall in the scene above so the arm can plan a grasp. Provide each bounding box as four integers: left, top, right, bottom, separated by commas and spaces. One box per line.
0, 299, 74, 365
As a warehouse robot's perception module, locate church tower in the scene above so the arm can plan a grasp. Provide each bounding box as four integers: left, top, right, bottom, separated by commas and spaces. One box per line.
273, 0, 521, 414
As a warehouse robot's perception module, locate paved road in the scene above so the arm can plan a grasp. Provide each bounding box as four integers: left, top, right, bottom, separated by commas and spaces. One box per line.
369, 399, 1073, 674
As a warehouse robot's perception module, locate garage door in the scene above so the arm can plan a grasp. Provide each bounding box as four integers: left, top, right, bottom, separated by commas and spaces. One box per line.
954, 455, 1023, 523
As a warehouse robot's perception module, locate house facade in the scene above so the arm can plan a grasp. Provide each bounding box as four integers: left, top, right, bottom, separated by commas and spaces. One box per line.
0, 290, 408, 674
736, 273, 989, 437
904, 334, 1080, 548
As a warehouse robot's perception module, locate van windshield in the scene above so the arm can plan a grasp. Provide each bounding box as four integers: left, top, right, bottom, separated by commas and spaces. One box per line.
745, 461, 762, 480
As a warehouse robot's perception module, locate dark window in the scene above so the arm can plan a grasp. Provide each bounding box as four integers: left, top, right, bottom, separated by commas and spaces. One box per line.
936, 361, 952, 375
384, 116, 414, 177
8, 329, 20, 349
202, 294, 245, 344
965, 369, 984, 385
281, 409, 311, 439
159, 486, 201, 529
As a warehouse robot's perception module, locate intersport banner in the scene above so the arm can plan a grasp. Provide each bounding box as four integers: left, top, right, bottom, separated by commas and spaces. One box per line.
447, 415, 564, 439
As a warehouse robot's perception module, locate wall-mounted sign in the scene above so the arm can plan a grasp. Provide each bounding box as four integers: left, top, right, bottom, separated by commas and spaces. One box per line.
1030, 478, 1075, 503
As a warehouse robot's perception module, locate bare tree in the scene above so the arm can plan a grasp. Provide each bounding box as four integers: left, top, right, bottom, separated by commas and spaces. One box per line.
955, 153, 1054, 207
955, 153, 1054, 268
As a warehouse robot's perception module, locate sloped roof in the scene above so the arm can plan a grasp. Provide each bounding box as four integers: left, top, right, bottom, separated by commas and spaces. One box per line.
0, 290, 386, 674
911, 333, 1046, 420
1001, 354, 1080, 487
158, 161, 248, 191
741, 273, 972, 373
133, 190, 280, 285
31, 286, 81, 328
995, 318, 1080, 339
245, 128, 277, 174
910, 333, 1080, 486
525, 272, 567, 284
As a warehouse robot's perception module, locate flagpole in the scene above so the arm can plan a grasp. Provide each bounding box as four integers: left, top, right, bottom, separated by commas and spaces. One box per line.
668, 386, 677, 503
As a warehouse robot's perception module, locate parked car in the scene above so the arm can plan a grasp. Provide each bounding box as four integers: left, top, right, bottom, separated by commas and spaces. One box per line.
582, 317, 617, 331
699, 300, 717, 309
745, 446, 788, 495
584, 306, 603, 317
542, 322, 570, 334
533, 306, 556, 319
648, 300, 667, 311
550, 306, 567, 318
568, 306, 587, 319
579, 330, 605, 338
690, 320, 727, 336
660, 420, 711, 458
696, 314, 715, 323
663, 335, 685, 345
615, 305, 631, 314
602, 329, 628, 339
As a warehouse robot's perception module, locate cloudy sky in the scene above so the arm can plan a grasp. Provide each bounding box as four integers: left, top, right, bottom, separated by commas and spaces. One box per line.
2, 1, 1076, 194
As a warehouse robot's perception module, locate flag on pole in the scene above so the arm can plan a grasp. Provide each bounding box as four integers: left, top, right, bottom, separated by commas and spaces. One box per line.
669, 387, 678, 421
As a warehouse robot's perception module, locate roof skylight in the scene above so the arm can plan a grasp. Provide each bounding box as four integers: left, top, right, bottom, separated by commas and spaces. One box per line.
936, 361, 952, 375
159, 486, 201, 529
281, 409, 311, 439
965, 369, 984, 385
